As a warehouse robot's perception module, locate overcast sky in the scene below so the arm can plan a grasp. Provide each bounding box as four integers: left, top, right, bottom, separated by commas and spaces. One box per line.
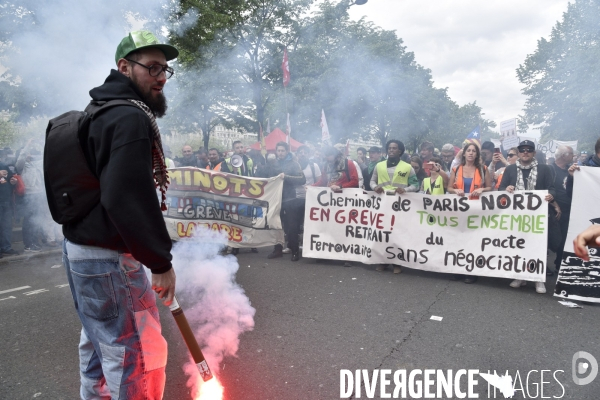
349, 0, 570, 131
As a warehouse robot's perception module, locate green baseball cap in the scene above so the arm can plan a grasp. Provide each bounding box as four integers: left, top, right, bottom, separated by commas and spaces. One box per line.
115, 30, 179, 64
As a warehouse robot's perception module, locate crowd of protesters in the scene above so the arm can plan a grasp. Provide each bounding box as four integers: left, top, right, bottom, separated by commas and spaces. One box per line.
0, 139, 62, 257
171, 135, 600, 296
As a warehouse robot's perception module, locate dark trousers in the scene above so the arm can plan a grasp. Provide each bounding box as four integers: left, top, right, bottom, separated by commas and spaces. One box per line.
554, 206, 571, 270
22, 194, 44, 248
282, 198, 305, 253
0, 201, 13, 251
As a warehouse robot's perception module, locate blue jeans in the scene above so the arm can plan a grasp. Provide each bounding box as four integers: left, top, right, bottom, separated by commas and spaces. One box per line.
63, 240, 167, 400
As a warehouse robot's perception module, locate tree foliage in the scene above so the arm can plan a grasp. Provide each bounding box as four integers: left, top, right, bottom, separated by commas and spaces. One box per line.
517, 0, 600, 148
167, 0, 494, 150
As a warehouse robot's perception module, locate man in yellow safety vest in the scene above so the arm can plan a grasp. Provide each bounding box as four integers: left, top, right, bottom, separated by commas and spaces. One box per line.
370, 139, 419, 195
369, 139, 419, 274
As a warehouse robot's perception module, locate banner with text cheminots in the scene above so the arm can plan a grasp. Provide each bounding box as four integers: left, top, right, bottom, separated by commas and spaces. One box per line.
303, 187, 548, 282
164, 168, 284, 247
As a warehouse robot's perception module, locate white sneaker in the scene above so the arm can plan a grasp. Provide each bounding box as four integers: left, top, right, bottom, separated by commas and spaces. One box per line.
393, 266, 402, 274
282, 247, 291, 254
510, 279, 526, 288
535, 282, 546, 294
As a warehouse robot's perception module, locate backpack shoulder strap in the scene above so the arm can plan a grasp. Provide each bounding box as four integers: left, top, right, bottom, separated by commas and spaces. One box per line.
85, 100, 138, 119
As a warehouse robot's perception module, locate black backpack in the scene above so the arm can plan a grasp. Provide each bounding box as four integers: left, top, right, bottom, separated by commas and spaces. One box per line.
44, 100, 135, 224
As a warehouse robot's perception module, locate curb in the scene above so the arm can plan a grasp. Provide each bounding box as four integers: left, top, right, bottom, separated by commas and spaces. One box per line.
0, 248, 63, 264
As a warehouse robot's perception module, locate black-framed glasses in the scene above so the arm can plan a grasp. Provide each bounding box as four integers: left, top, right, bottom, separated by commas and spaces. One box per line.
126, 59, 174, 79
519, 148, 534, 154
507, 153, 517, 158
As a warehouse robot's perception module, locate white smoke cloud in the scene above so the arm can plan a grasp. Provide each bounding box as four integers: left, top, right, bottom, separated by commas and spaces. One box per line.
4, 0, 168, 116
170, 229, 256, 396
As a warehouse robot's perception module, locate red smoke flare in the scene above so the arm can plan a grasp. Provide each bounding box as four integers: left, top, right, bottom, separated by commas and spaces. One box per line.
194, 376, 223, 400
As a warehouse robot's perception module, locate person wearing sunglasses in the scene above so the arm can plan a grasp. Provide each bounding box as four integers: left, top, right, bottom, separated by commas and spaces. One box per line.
493, 147, 518, 189
498, 140, 556, 294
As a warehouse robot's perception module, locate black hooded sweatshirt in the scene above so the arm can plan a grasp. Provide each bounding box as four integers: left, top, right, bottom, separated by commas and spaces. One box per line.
62, 70, 172, 274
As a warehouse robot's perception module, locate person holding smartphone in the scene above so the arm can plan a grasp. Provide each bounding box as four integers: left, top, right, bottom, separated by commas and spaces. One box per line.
421, 157, 449, 194
486, 145, 507, 188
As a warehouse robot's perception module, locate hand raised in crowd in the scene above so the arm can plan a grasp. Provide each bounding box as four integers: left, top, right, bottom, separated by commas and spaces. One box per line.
152, 268, 176, 306
505, 185, 515, 194
9, 177, 17, 185
568, 164, 579, 176
492, 152, 507, 165
428, 162, 442, 172
0, 170, 7, 178
573, 225, 600, 261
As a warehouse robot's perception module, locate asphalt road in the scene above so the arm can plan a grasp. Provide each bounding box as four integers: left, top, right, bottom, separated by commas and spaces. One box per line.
1, 249, 599, 400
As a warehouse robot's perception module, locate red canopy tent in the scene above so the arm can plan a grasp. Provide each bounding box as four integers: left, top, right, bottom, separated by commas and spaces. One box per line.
250, 128, 304, 152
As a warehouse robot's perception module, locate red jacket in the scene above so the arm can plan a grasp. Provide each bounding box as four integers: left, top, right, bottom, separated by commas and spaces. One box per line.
313, 158, 359, 188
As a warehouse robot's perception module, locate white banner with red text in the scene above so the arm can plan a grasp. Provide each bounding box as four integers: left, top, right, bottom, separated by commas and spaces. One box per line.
303, 187, 548, 282
164, 168, 284, 247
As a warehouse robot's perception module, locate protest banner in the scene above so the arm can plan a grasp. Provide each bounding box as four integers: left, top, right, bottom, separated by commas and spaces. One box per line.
500, 118, 517, 138
163, 168, 284, 247
536, 139, 578, 158
554, 167, 600, 303
303, 187, 548, 282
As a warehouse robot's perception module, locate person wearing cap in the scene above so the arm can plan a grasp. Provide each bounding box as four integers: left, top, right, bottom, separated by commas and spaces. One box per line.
59, 31, 178, 399
578, 151, 589, 165
499, 140, 556, 294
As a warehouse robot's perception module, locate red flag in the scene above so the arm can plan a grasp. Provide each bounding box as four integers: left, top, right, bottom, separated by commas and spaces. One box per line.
282, 48, 290, 87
